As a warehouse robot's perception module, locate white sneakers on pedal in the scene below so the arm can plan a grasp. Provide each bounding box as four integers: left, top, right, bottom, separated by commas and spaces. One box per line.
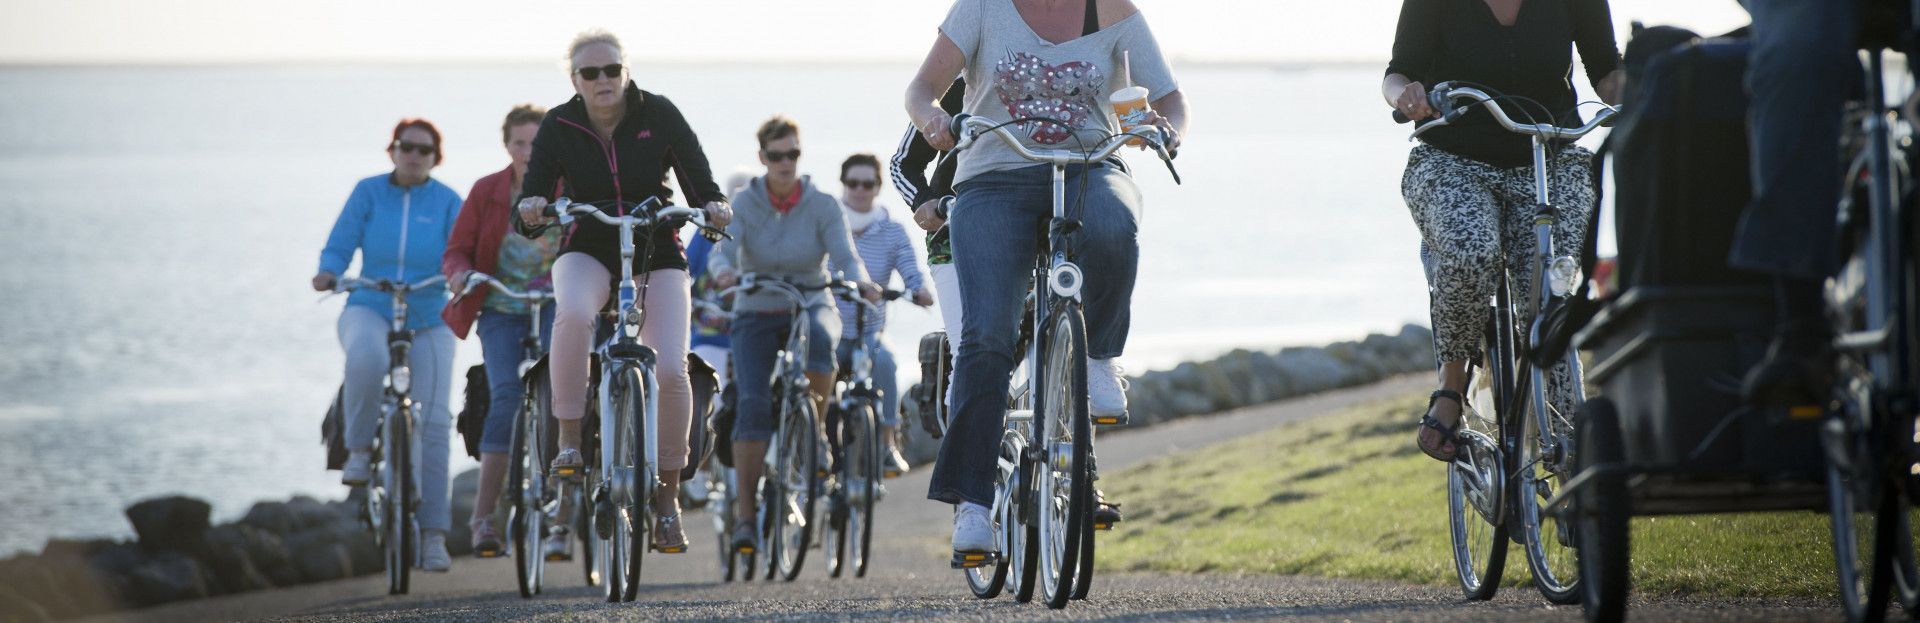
341, 450, 371, 486
951, 502, 994, 553
1087, 357, 1129, 418
421, 531, 451, 572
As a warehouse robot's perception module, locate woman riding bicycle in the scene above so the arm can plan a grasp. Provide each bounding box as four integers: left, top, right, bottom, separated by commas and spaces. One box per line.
834, 152, 936, 478
904, 0, 1187, 556
708, 116, 882, 553
311, 118, 463, 572
513, 30, 733, 554
1383, 0, 1622, 462
442, 103, 560, 558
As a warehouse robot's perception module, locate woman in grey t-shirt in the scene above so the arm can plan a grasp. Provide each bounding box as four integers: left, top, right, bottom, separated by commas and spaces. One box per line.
901, 0, 1189, 558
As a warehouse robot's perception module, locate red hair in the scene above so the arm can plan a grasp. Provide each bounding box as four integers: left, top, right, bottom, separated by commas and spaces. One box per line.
387, 118, 444, 164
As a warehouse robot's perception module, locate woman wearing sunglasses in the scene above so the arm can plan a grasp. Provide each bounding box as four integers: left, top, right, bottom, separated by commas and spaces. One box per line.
513, 29, 732, 554
708, 116, 883, 554
311, 118, 464, 572
834, 153, 935, 479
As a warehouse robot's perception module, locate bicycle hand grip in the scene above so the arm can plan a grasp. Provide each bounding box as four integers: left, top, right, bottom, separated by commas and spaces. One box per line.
948, 113, 973, 141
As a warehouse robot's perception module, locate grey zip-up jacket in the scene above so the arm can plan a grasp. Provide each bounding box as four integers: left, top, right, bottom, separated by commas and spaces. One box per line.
710, 175, 868, 313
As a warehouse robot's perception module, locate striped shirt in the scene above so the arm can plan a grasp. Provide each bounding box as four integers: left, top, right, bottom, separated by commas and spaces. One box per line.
837, 205, 928, 338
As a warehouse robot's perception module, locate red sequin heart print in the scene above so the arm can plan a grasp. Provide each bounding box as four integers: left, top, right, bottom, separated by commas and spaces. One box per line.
993, 52, 1107, 145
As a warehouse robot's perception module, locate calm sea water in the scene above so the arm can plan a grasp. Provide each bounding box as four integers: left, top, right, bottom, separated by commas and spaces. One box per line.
0, 62, 1454, 556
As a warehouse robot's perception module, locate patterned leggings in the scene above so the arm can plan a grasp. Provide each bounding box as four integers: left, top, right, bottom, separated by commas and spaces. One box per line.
1402, 144, 1594, 415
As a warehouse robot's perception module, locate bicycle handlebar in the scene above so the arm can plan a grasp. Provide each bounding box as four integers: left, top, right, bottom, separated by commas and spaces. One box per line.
542, 197, 731, 241
829, 281, 904, 314
947, 114, 1180, 184
335, 275, 446, 296
454, 272, 554, 302
1393, 82, 1619, 142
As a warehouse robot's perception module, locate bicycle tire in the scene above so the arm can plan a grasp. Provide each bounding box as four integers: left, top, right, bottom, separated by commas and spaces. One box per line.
1037, 305, 1089, 609
775, 393, 819, 581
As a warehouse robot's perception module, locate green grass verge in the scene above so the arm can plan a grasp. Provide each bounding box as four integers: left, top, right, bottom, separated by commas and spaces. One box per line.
1098, 394, 1854, 599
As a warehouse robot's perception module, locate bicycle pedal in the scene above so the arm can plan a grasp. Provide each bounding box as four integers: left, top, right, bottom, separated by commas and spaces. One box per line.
1092, 522, 1112, 531
544, 552, 572, 562
473, 546, 506, 558
1787, 404, 1823, 420
735, 544, 756, 555
653, 545, 687, 554
883, 468, 904, 479
553, 465, 582, 478
1092, 413, 1130, 426
951, 550, 998, 569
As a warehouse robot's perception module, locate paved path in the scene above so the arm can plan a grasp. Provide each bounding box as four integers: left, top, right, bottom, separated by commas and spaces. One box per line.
88, 375, 1844, 622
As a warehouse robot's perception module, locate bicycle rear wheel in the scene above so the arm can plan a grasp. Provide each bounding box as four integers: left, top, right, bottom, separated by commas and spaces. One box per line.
775, 393, 819, 581
509, 375, 550, 598
1449, 314, 1510, 600
1036, 305, 1090, 609
968, 430, 1021, 599
1829, 378, 1897, 623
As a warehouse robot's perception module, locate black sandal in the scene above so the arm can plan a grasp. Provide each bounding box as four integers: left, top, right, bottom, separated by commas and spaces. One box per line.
1416, 389, 1465, 462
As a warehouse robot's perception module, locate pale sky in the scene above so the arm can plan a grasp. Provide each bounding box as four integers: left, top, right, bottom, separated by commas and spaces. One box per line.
5, 1, 1752, 65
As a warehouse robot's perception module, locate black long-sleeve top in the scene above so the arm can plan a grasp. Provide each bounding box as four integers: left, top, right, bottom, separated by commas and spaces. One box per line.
1386, 0, 1622, 169
890, 78, 967, 210
516, 82, 724, 273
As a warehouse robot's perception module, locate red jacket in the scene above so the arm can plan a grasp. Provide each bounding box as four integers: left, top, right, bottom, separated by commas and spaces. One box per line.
441, 165, 518, 339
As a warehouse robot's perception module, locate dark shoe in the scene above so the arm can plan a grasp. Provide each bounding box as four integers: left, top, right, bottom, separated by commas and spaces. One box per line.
1743, 321, 1834, 411
1092, 491, 1122, 530
1415, 389, 1465, 462
731, 522, 758, 554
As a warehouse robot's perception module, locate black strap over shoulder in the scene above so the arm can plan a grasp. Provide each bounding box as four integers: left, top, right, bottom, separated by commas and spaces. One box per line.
1083, 0, 1100, 36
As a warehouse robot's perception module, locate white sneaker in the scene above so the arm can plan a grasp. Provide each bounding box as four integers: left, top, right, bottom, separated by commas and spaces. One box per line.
1087, 357, 1129, 418
341, 450, 371, 486
951, 502, 994, 553
541, 532, 572, 561
421, 531, 451, 572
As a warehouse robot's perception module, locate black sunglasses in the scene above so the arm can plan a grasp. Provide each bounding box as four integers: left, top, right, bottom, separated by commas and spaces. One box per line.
392, 140, 435, 156
763, 149, 802, 163
574, 64, 624, 81
842, 179, 877, 190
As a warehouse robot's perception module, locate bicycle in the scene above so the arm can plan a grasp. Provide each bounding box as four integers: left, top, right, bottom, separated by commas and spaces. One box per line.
542, 196, 725, 602
331, 274, 446, 596
1393, 82, 1620, 604
691, 298, 745, 583
944, 112, 1178, 609
1819, 35, 1916, 623
715, 274, 832, 583
824, 284, 906, 579
452, 272, 588, 598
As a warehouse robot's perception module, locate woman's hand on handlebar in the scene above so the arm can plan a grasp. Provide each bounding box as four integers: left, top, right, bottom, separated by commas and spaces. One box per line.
448, 270, 475, 295
911, 288, 935, 308
712, 269, 739, 290
1394, 81, 1436, 121
918, 109, 956, 152
1139, 110, 1181, 153
701, 200, 733, 229
517, 196, 551, 226
857, 281, 883, 304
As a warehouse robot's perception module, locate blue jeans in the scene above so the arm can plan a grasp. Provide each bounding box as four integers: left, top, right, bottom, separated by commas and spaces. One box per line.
928, 163, 1141, 507
1730, 0, 1864, 280
475, 307, 555, 454
729, 307, 839, 442
837, 335, 901, 427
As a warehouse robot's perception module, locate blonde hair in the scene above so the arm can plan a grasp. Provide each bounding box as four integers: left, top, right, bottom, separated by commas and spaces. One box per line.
567, 30, 623, 67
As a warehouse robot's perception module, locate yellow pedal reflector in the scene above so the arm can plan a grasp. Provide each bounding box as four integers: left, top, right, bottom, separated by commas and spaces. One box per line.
1788, 405, 1822, 419
661, 546, 685, 553
1093, 523, 1111, 530
546, 554, 568, 561
1094, 417, 1120, 425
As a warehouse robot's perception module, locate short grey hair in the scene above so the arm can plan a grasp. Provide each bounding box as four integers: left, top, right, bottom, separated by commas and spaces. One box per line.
567, 30, 623, 67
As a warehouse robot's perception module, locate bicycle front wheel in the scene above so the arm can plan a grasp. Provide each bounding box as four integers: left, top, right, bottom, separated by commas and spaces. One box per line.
1518, 354, 1582, 604
383, 403, 414, 596
775, 393, 819, 581
1036, 305, 1090, 609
